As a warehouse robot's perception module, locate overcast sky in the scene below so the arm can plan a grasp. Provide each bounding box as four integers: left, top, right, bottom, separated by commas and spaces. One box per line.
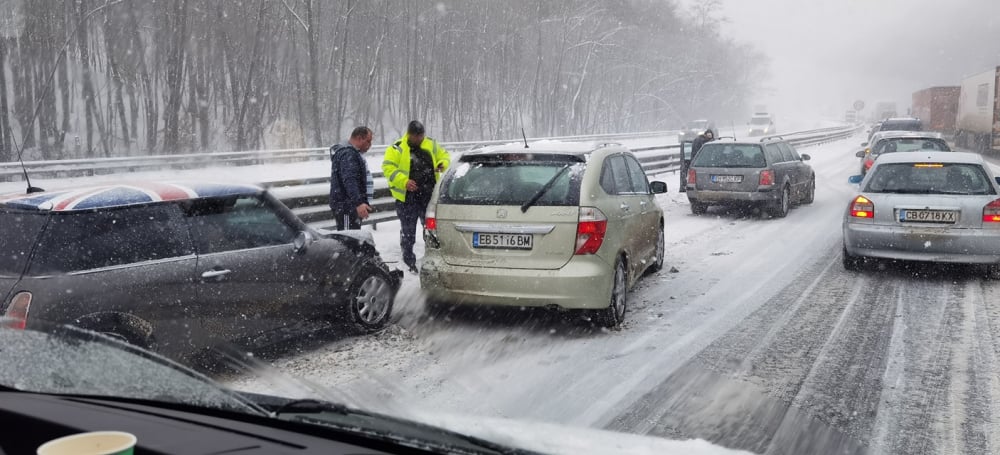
678, 0, 1000, 122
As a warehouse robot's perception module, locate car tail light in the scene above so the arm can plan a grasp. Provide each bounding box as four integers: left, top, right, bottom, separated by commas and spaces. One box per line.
3, 292, 31, 330
864, 158, 874, 170
575, 207, 608, 255
850, 196, 874, 218
687, 169, 696, 186
759, 169, 775, 186
983, 199, 1000, 222
425, 205, 437, 231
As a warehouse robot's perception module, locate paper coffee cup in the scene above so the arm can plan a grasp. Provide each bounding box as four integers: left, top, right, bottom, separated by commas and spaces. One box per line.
37, 431, 136, 455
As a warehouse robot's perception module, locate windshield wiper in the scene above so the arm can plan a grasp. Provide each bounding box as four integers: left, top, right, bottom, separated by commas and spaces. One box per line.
272, 399, 530, 455
521, 164, 570, 213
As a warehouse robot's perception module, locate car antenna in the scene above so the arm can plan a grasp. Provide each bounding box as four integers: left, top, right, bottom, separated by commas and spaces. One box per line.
732, 120, 737, 141
5, 3, 119, 195
521, 127, 530, 149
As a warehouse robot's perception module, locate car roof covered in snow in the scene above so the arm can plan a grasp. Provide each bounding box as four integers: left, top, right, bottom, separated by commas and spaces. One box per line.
0, 181, 263, 212
462, 140, 627, 159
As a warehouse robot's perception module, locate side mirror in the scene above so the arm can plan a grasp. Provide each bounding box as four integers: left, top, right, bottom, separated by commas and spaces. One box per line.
650, 181, 668, 194
855, 150, 866, 158
293, 230, 315, 254
848, 175, 864, 185
800, 154, 811, 161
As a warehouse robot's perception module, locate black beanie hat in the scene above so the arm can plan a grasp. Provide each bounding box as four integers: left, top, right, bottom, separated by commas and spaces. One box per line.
407, 120, 425, 135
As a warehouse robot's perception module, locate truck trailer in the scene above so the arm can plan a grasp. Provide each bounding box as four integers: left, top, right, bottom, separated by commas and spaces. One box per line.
956, 66, 1000, 153
912, 86, 960, 133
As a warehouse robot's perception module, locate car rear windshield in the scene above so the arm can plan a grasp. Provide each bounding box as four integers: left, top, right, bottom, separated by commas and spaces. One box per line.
879, 120, 922, 132
865, 163, 996, 195
0, 211, 47, 276
750, 117, 770, 125
873, 138, 949, 154
440, 155, 584, 206
691, 143, 767, 168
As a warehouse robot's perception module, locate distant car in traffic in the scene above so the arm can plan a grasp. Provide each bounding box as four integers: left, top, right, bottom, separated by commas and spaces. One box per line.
843, 152, 1000, 277
873, 117, 923, 134
0, 182, 401, 360
420, 141, 668, 328
685, 136, 815, 217
678, 119, 717, 143
855, 131, 950, 175
747, 113, 776, 136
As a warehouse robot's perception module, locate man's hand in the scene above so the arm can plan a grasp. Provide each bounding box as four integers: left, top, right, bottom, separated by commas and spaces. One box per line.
406, 179, 418, 192
356, 203, 373, 220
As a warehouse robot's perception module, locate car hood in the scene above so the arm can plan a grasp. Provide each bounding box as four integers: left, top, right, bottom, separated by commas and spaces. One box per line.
317, 228, 376, 248
410, 412, 752, 455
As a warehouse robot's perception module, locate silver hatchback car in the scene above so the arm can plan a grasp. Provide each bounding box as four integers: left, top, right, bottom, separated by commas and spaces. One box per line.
843, 151, 1000, 277
420, 141, 668, 327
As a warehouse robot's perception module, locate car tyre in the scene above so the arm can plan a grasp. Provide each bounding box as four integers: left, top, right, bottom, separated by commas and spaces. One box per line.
648, 224, 665, 273
802, 178, 816, 204
769, 185, 790, 218
594, 257, 627, 328
74, 312, 155, 350
986, 264, 1000, 280
843, 246, 863, 271
344, 263, 397, 332
690, 201, 708, 215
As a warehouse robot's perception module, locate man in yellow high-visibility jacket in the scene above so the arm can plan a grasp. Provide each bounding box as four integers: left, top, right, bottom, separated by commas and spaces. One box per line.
382, 120, 450, 273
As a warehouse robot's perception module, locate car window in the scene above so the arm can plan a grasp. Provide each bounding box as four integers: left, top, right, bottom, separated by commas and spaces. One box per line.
183, 196, 298, 254
874, 138, 950, 154
0, 211, 47, 276
767, 143, 791, 163
779, 143, 801, 161
441, 159, 583, 206
692, 144, 767, 168
624, 156, 650, 194
763, 145, 782, 164
865, 163, 996, 195
609, 155, 634, 194
28, 205, 193, 274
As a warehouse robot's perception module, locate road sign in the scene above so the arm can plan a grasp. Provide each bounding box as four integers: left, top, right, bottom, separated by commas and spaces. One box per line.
853, 100, 865, 111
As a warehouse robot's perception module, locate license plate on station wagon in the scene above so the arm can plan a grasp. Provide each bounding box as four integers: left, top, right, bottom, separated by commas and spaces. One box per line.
898, 209, 958, 223
711, 175, 743, 183
473, 233, 533, 249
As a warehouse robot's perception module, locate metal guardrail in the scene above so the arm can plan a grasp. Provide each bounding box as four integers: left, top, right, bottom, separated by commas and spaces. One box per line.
0, 130, 680, 182
268, 124, 863, 230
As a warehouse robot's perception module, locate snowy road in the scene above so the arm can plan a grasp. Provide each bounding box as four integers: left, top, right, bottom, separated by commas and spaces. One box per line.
227, 133, 1000, 454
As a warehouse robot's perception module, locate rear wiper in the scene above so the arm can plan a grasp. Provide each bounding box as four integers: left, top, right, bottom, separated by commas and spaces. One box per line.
521, 165, 570, 213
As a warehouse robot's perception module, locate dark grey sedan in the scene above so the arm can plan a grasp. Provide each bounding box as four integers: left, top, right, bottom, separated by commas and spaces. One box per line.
0, 182, 401, 361
686, 137, 815, 217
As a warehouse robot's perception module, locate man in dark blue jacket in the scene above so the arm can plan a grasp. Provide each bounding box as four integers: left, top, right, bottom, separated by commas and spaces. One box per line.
329, 126, 374, 230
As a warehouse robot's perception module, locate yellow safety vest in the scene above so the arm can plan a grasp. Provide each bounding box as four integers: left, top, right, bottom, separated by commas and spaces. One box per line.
382, 135, 450, 202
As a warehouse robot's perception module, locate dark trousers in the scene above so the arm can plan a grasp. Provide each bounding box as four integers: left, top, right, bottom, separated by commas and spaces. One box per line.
333, 210, 362, 231
396, 200, 426, 267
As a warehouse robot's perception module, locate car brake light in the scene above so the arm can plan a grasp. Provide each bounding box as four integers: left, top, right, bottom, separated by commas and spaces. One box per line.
865, 158, 874, 170
983, 199, 1000, 222
575, 207, 608, 255
850, 196, 874, 218
759, 169, 775, 186
3, 292, 31, 330
687, 169, 696, 186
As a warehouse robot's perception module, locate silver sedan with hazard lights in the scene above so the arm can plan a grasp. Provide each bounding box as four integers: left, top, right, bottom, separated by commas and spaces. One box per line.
842, 151, 1000, 277
419, 141, 668, 328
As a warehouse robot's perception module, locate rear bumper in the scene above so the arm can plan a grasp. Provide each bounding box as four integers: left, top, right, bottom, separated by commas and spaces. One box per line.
686, 188, 777, 203
843, 222, 1000, 264
419, 253, 614, 309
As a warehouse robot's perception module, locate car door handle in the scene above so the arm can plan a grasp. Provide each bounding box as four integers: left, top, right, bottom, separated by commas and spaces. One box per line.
201, 269, 232, 279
